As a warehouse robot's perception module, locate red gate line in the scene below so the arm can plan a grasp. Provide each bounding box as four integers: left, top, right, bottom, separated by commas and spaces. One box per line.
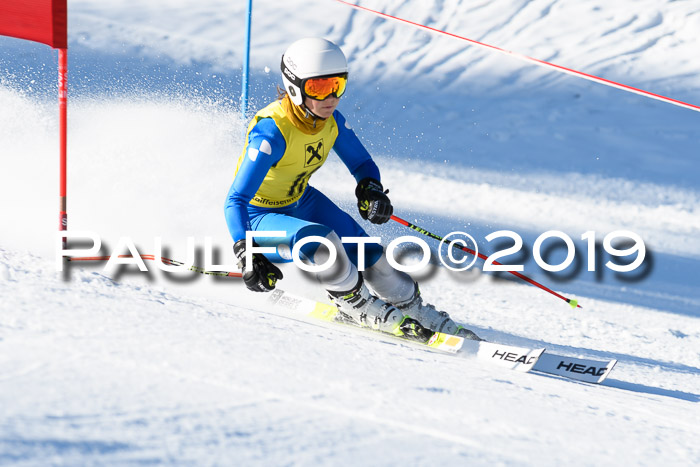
334, 0, 700, 113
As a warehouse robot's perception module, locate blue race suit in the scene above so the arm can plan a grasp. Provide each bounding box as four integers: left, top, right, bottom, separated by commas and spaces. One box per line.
224, 103, 383, 267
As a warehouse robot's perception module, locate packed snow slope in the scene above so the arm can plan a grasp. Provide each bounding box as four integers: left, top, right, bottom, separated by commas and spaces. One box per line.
1, 0, 699, 465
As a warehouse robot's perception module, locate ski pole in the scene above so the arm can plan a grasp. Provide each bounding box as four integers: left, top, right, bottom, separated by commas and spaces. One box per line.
68, 255, 242, 278
390, 215, 581, 309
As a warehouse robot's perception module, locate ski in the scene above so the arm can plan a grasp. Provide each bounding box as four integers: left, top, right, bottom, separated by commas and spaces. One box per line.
266, 289, 621, 382
266, 289, 618, 383
533, 353, 617, 383
463, 340, 545, 372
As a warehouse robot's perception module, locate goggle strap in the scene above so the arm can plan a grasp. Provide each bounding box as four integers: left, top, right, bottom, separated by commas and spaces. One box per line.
280, 56, 302, 87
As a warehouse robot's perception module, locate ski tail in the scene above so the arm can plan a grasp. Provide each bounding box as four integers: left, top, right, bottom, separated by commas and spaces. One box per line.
461, 340, 545, 372
533, 353, 617, 383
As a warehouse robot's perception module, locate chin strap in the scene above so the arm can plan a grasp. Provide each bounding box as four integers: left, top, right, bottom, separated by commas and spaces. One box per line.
302, 104, 326, 126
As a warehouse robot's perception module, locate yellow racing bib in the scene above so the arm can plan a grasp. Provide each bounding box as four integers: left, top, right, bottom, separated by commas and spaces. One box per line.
236, 99, 339, 208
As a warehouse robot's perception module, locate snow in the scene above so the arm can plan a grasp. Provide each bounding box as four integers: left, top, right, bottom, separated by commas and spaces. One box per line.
1, 0, 699, 465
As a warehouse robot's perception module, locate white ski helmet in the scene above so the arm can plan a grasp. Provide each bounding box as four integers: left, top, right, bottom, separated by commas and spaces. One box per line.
280, 37, 348, 106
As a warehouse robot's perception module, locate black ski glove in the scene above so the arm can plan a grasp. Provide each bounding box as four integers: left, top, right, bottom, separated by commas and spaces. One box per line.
355, 177, 393, 224
234, 239, 283, 292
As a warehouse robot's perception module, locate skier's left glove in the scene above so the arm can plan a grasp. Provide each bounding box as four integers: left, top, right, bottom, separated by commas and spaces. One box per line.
233, 239, 283, 292
355, 177, 393, 224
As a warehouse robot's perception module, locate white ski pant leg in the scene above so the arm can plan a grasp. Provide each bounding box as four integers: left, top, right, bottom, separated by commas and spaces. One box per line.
301, 231, 359, 293
363, 254, 415, 305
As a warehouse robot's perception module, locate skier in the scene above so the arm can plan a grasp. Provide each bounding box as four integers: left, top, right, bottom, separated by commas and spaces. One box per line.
225, 37, 479, 341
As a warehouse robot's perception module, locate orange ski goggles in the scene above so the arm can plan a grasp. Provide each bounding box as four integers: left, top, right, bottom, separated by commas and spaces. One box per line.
302, 73, 348, 101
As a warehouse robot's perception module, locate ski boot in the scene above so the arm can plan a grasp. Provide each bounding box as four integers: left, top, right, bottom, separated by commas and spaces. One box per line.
395, 283, 482, 341
328, 276, 434, 342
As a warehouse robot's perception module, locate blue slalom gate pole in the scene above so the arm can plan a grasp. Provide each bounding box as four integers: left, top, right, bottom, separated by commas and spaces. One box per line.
241, 0, 253, 119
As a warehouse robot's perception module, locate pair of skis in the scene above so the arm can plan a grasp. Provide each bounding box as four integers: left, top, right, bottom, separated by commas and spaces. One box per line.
267, 289, 617, 384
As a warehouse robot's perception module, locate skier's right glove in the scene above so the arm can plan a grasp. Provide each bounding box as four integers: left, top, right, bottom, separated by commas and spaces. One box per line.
233, 239, 283, 292
355, 177, 393, 224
